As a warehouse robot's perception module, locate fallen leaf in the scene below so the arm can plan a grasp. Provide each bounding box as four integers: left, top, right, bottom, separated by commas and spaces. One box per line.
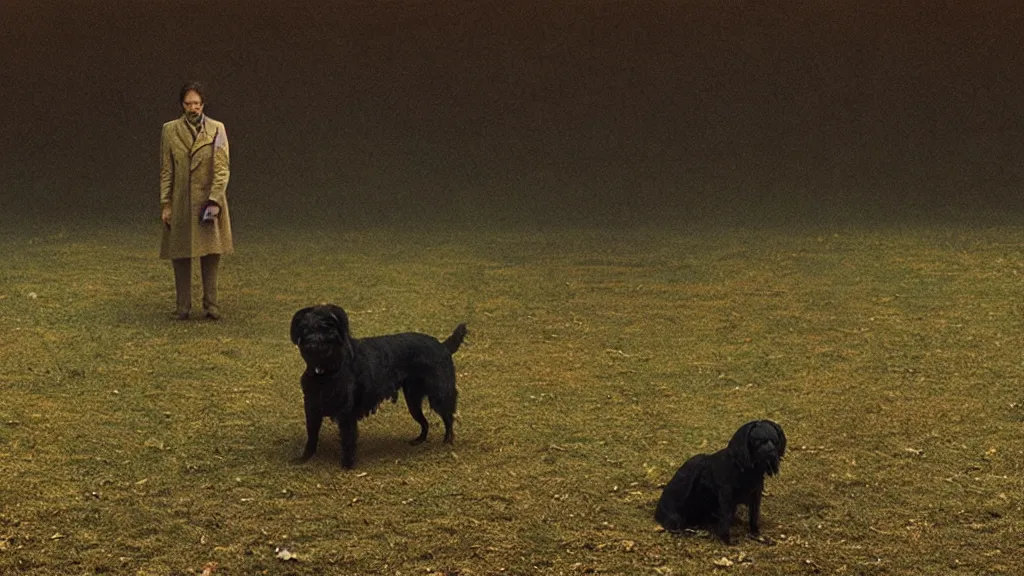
275, 547, 298, 561
143, 438, 165, 450
713, 557, 733, 568
200, 561, 218, 576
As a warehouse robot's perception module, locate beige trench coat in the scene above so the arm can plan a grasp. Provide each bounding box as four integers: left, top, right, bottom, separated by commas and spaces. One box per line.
159, 114, 233, 259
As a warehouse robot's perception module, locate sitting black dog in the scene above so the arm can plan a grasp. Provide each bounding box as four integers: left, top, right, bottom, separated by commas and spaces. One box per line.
655, 420, 786, 544
290, 304, 467, 468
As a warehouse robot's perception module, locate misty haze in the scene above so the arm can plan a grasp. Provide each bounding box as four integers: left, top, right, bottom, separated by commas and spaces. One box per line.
1, 1, 1020, 229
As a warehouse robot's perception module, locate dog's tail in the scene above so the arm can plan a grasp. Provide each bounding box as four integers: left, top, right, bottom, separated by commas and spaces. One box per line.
443, 323, 468, 354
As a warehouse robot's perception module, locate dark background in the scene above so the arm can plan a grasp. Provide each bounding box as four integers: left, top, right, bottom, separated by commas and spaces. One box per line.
1, 0, 1022, 229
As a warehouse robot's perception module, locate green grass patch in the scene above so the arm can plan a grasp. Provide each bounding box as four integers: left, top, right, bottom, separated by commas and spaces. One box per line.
1, 223, 1022, 574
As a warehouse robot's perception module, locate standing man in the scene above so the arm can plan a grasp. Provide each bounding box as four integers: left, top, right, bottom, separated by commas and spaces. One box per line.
160, 81, 233, 320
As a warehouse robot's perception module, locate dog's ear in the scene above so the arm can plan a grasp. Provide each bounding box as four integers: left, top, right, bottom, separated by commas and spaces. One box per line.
319, 304, 356, 359
323, 304, 350, 339
290, 307, 315, 345
768, 420, 786, 459
727, 421, 757, 469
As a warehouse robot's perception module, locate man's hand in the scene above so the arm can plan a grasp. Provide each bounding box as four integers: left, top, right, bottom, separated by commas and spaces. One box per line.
161, 205, 172, 228
200, 203, 220, 224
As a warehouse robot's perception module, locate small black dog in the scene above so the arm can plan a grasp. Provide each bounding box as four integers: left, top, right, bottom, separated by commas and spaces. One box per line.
290, 304, 467, 468
655, 420, 786, 544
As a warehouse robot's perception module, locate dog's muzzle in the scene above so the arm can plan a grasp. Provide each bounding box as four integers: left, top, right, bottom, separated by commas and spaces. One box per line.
298, 337, 336, 375
755, 443, 782, 475
298, 332, 334, 354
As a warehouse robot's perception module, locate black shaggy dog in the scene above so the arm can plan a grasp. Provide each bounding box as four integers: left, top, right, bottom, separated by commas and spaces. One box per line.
655, 420, 786, 544
290, 304, 467, 469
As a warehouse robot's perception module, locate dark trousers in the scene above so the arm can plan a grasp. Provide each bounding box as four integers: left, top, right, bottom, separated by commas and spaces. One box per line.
172, 254, 221, 315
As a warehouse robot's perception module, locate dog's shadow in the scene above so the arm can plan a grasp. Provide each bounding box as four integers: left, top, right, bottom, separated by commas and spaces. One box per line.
270, 427, 451, 470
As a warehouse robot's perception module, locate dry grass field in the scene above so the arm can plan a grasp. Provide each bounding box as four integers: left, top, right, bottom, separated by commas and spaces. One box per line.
1, 222, 1022, 575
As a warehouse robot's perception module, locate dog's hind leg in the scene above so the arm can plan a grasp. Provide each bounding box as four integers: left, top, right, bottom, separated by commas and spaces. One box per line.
428, 370, 458, 444
654, 508, 683, 532
403, 389, 430, 445
439, 411, 455, 444
430, 391, 455, 444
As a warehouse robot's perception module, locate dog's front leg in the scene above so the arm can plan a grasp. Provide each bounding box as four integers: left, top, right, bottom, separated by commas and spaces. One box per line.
748, 481, 764, 537
338, 417, 360, 469
715, 488, 737, 544
295, 407, 322, 463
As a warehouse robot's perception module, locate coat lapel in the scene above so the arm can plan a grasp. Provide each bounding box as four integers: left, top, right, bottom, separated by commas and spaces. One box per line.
188, 117, 216, 171
173, 116, 193, 152
190, 117, 215, 156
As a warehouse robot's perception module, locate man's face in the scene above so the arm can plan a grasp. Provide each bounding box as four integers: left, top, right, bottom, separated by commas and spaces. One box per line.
182, 90, 204, 121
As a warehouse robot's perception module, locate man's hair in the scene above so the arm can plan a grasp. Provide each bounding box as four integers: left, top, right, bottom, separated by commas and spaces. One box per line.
179, 81, 205, 105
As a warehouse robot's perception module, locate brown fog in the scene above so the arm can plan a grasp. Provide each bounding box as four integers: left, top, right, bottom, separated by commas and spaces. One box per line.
1, 0, 1021, 229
